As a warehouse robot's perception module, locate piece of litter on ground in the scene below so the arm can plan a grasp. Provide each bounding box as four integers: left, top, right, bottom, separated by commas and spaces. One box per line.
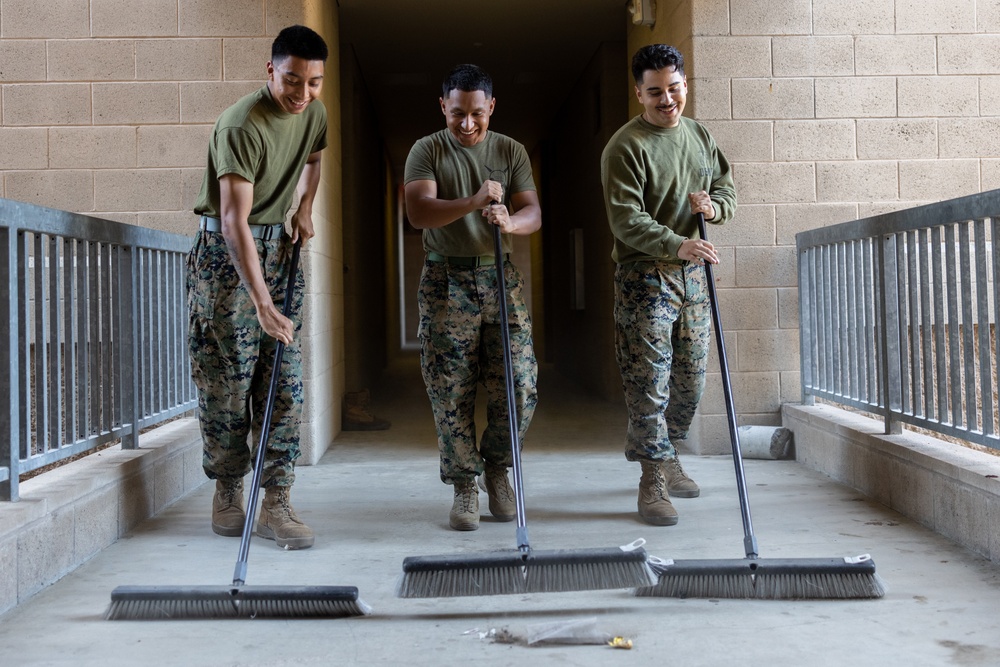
608, 636, 633, 650
526, 617, 612, 646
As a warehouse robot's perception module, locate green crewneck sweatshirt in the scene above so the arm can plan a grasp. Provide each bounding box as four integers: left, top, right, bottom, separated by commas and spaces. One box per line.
601, 115, 736, 264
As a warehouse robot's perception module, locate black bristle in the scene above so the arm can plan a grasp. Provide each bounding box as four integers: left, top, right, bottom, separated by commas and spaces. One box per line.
396, 547, 656, 598
106, 585, 372, 620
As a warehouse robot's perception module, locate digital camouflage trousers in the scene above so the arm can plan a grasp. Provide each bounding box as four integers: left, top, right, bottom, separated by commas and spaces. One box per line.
614, 260, 711, 463
418, 258, 538, 485
186, 230, 304, 488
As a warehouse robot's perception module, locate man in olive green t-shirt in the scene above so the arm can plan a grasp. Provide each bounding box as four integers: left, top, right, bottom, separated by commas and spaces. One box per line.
187, 25, 328, 550
601, 44, 737, 527
404, 64, 541, 531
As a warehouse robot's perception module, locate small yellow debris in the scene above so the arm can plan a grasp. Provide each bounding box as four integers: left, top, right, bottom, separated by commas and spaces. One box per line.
608, 636, 633, 650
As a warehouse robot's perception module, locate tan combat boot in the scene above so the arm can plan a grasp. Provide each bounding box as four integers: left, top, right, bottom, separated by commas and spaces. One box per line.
257, 486, 315, 549
638, 460, 679, 526
211, 478, 245, 537
665, 456, 701, 498
449, 479, 480, 531
483, 464, 516, 522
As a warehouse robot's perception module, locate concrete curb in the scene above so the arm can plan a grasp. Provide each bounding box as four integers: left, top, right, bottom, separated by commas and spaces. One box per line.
783, 403, 1000, 564
0, 418, 205, 615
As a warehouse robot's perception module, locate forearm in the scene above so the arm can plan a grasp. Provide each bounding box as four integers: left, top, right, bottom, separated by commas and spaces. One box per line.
296, 156, 322, 216
407, 195, 480, 229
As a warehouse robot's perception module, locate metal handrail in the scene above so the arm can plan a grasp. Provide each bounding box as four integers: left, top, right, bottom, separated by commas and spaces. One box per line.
0, 198, 197, 501
797, 190, 1000, 451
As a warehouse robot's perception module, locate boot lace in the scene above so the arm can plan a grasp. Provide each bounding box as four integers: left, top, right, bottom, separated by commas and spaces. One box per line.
455, 484, 477, 513
665, 458, 690, 482
485, 468, 514, 502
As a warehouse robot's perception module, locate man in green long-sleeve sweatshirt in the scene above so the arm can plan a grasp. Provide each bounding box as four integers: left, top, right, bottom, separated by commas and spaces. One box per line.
601, 44, 737, 526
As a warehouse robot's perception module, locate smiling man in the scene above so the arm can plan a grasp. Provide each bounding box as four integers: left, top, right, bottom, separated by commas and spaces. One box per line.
601, 44, 737, 526
188, 25, 328, 549
404, 64, 541, 531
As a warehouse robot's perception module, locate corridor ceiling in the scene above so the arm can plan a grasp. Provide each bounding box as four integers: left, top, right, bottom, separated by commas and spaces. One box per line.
337, 0, 627, 178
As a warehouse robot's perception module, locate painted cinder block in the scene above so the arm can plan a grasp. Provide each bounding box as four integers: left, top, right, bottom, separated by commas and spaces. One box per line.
5, 170, 94, 211
179, 0, 264, 37
223, 38, 273, 81
857, 119, 937, 160
1, 0, 90, 38
94, 82, 180, 125
701, 120, 774, 162
816, 161, 898, 202
775, 120, 856, 161
0, 128, 47, 169
739, 328, 801, 372
0, 40, 46, 82
938, 35, 1000, 75
716, 286, 779, 330
814, 0, 894, 35
689, 78, 733, 120
898, 77, 978, 117
896, 0, 976, 34
776, 202, 858, 245
0, 539, 16, 616
898, 159, 980, 201
733, 162, 816, 204
816, 77, 896, 118
180, 81, 263, 123
718, 204, 776, 247
49, 127, 137, 169
46, 40, 136, 82
773, 36, 854, 77
2, 83, 91, 125
91, 0, 178, 37
137, 39, 222, 81
731, 0, 812, 35
939, 117, 1000, 158
736, 245, 797, 288
855, 35, 937, 75
691, 0, 730, 36
693, 37, 771, 78
732, 78, 815, 120
94, 168, 182, 211
138, 125, 212, 168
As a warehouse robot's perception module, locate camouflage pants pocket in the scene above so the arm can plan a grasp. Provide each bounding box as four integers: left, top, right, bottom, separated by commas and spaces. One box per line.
614, 261, 710, 461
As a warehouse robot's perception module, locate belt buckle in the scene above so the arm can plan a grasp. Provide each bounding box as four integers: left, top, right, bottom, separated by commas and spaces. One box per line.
259, 224, 278, 241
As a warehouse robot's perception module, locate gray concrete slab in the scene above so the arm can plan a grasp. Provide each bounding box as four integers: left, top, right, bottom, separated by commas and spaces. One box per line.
2, 357, 999, 666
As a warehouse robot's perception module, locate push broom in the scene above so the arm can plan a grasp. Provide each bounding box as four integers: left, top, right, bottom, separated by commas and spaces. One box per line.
635, 213, 886, 600
396, 196, 656, 598
107, 240, 371, 619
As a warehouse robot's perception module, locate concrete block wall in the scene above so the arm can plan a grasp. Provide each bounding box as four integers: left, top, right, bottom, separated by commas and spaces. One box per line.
0, 0, 345, 464
627, 0, 1000, 453
0, 419, 204, 616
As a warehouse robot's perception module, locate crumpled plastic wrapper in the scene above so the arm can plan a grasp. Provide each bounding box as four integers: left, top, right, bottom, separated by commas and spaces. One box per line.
468, 618, 633, 648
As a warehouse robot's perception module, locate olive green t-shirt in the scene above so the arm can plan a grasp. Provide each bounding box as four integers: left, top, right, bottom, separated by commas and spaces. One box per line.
194, 85, 328, 225
601, 115, 737, 264
403, 129, 536, 256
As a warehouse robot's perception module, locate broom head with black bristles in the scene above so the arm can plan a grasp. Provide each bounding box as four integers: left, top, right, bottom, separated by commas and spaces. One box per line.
635, 554, 887, 600
106, 584, 372, 620
396, 545, 657, 598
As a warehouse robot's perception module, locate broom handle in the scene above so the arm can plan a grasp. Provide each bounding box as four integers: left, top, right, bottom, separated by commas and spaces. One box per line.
492, 217, 530, 553
696, 213, 759, 559
233, 240, 302, 586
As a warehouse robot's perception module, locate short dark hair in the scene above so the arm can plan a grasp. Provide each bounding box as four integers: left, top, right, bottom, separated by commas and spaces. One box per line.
272, 25, 328, 62
631, 44, 685, 83
442, 64, 493, 99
